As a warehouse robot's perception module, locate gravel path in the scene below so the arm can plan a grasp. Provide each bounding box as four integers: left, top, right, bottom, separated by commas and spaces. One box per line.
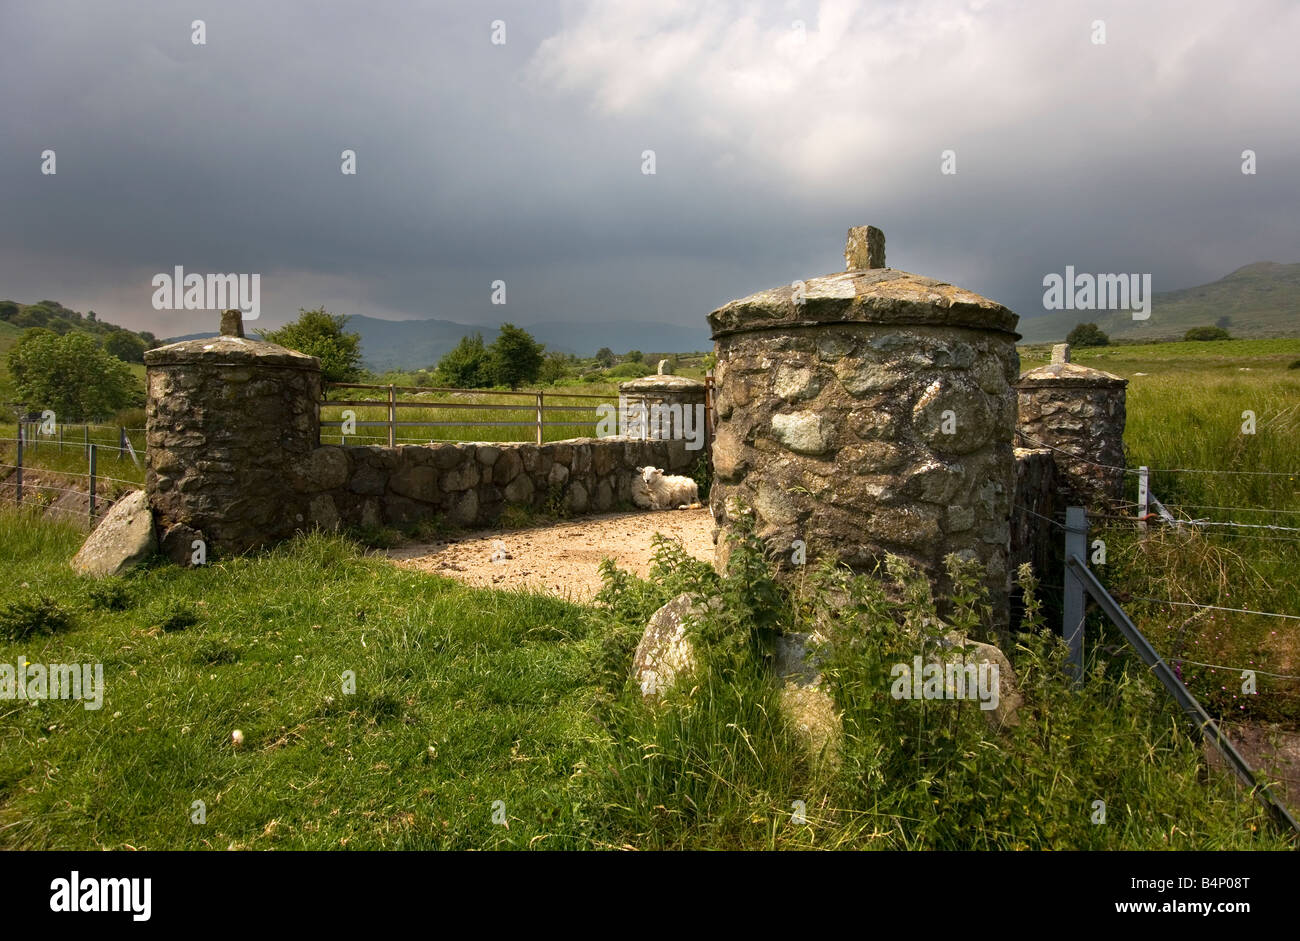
385, 507, 715, 602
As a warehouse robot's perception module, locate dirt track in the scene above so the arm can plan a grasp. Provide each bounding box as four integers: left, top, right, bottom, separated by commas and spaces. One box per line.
385, 507, 715, 602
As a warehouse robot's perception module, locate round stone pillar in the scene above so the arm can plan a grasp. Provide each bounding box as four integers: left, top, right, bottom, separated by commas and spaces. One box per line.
1016, 343, 1128, 510
618, 367, 707, 442
708, 226, 1021, 629
144, 310, 322, 562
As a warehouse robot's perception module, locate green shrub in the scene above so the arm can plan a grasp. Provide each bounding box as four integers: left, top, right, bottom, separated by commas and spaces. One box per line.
1184, 326, 1231, 341
578, 519, 1287, 849
148, 601, 199, 633
0, 595, 74, 641
1066, 322, 1110, 347
86, 580, 132, 611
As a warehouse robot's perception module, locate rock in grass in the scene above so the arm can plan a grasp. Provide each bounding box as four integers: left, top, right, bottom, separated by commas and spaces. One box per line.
773, 631, 843, 772
631, 593, 702, 701
71, 490, 157, 578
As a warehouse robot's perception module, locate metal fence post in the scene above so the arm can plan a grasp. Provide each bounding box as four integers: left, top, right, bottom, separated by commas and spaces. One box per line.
387, 385, 396, 447
1137, 465, 1149, 532
89, 444, 97, 522
119, 426, 126, 461
535, 391, 544, 445
15, 424, 23, 506
1063, 505, 1087, 679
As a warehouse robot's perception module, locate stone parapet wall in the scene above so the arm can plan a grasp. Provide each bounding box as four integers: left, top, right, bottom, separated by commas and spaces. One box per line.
291, 437, 699, 531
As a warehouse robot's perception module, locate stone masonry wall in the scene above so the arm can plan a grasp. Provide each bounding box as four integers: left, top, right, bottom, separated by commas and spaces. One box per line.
146, 337, 320, 562
291, 437, 700, 531
1016, 374, 1126, 510
710, 322, 1020, 622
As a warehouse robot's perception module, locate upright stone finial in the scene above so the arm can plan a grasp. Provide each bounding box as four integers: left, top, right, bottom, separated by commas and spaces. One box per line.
845, 225, 885, 271
220, 309, 245, 338
1051, 343, 1070, 364
658, 359, 668, 375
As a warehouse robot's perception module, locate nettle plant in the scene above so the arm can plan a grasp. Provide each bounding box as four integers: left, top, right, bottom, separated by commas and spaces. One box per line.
585, 514, 1283, 849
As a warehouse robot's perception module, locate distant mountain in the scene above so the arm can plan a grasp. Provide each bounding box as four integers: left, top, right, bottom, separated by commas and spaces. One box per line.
167, 315, 713, 372
1017, 261, 1300, 343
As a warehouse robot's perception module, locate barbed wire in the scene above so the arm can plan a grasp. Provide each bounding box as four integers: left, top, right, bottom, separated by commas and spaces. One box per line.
1168, 657, 1300, 682
1014, 430, 1129, 471
1163, 503, 1300, 516
1012, 503, 1067, 530
1128, 596, 1300, 623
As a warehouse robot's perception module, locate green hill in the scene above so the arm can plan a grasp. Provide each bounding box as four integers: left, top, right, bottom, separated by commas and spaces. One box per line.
1017, 261, 1300, 343
0, 301, 154, 410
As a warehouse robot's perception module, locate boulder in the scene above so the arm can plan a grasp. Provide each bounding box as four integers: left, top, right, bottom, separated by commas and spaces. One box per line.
631, 594, 702, 701
773, 632, 843, 772
71, 490, 157, 577
941, 631, 1022, 729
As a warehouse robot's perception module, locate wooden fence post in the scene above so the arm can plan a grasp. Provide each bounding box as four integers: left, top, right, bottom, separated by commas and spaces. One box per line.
1063, 505, 1087, 679
535, 392, 544, 445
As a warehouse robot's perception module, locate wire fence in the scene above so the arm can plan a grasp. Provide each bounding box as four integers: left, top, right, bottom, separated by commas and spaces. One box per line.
0, 426, 142, 528
1013, 427, 1300, 706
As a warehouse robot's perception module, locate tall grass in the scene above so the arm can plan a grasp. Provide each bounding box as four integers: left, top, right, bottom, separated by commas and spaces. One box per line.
576, 522, 1290, 849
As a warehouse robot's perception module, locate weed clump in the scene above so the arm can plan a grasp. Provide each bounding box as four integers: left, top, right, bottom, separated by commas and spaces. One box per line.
0, 595, 74, 641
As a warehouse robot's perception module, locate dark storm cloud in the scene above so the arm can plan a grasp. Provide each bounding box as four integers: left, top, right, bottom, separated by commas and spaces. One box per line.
1, 0, 1296, 338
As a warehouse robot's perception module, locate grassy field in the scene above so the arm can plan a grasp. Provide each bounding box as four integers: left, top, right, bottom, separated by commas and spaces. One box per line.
1022, 339, 1300, 722
0, 513, 1286, 850
319, 383, 628, 446
1, 337, 1298, 849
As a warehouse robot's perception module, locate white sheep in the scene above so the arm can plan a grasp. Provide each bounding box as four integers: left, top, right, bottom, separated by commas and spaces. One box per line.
639, 466, 700, 510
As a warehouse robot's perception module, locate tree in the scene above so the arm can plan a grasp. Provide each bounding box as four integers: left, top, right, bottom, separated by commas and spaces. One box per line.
624, 349, 644, 364
488, 323, 545, 389
594, 347, 614, 368
1066, 322, 1109, 347
103, 330, 147, 363
7, 329, 142, 421
433, 333, 492, 388
539, 351, 570, 385
1184, 326, 1231, 341
258, 307, 364, 383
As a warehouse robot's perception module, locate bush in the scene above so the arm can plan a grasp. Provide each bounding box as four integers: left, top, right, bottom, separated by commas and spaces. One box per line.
433, 333, 493, 388
259, 307, 364, 383
488, 323, 545, 390
1066, 322, 1109, 347
1184, 326, 1231, 341
577, 521, 1286, 849
0, 595, 74, 641
86, 580, 133, 611
7, 329, 143, 421
102, 330, 148, 363
605, 362, 646, 378
147, 601, 200, 633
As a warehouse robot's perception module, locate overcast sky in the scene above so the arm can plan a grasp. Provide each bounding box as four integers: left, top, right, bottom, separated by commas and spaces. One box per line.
1, 0, 1296, 339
